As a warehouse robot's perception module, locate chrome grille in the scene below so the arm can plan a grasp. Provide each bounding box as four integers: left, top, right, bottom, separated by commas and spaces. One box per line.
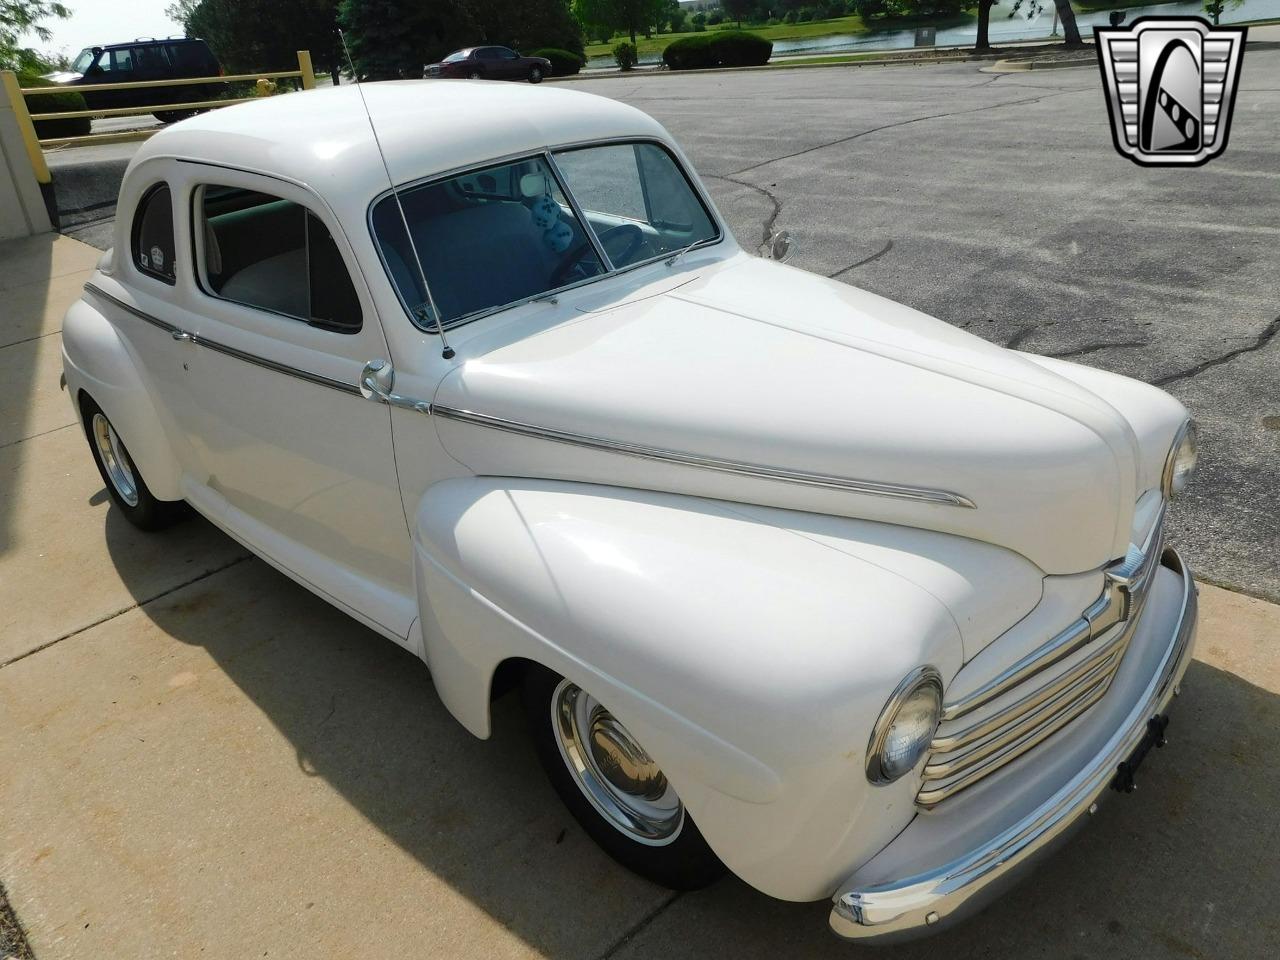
917, 508, 1165, 809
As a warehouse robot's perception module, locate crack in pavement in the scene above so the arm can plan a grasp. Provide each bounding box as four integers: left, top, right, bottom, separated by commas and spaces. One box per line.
829, 239, 895, 277
0, 553, 252, 670
1154, 315, 1280, 387
595, 890, 683, 960
1043, 339, 1149, 360
706, 173, 783, 253
726, 87, 1089, 175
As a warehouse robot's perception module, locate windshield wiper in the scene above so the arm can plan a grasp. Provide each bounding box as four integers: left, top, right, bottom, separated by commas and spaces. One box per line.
665, 239, 703, 268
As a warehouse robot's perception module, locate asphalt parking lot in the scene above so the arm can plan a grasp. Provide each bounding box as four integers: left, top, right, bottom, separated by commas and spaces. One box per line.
2, 52, 1278, 960
568, 53, 1280, 603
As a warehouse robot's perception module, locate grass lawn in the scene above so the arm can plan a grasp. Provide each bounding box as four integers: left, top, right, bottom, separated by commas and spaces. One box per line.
584, 13, 974, 60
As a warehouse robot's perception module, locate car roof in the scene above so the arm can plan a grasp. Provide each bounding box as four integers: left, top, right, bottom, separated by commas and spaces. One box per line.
98, 38, 207, 49
130, 81, 670, 218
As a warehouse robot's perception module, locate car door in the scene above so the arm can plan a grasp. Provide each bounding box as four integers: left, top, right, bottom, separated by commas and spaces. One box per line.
172, 166, 416, 642
496, 47, 523, 79
88, 47, 137, 108
131, 43, 174, 106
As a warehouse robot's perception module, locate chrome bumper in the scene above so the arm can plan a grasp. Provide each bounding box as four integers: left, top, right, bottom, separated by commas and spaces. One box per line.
829, 548, 1198, 943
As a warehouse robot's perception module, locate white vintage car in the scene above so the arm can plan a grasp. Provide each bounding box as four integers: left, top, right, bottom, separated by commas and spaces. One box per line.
62, 80, 1200, 941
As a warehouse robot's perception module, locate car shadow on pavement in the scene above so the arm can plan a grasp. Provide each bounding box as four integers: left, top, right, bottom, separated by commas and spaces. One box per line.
106, 513, 1280, 960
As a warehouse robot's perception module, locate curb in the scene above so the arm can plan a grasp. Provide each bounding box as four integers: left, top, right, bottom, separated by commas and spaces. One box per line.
983, 57, 1094, 73
550, 51, 1009, 82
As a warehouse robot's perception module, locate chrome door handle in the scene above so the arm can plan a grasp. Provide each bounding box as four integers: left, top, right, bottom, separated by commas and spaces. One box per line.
359, 360, 431, 414
171, 330, 193, 341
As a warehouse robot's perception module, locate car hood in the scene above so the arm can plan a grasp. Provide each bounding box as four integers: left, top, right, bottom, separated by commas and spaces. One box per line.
434, 256, 1176, 575
41, 71, 81, 84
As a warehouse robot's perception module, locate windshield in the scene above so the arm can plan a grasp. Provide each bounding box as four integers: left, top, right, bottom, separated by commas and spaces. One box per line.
71, 47, 97, 73
443, 50, 470, 62
372, 141, 719, 330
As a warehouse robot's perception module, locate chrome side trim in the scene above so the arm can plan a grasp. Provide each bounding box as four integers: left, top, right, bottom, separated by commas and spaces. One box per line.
85, 282, 360, 397
831, 548, 1197, 942
85, 282, 181, 336
431, 404, 977, 508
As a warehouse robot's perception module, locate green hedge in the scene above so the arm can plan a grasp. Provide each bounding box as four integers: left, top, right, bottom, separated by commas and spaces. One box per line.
712, 31, 774, 67
662, 31, 772, 71
531, 48, 584, 76
18, 72, 91, 139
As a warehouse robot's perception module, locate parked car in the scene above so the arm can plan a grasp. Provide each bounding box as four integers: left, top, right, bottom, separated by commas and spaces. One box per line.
44, 37, 222, 123
423, 46, 551, 82
63, 80, 1199, 941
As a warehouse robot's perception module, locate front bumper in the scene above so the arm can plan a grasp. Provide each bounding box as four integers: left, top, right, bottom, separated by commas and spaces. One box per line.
829, 548, 1198, 942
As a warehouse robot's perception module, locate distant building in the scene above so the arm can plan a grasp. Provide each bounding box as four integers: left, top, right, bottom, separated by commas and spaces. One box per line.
679, 0, 719, 11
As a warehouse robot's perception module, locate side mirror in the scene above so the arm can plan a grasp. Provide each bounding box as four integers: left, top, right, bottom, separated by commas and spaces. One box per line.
767, 229, 793, 263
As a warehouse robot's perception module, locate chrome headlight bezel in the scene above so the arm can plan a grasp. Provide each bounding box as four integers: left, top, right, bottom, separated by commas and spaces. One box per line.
1162, 419, 1199, 499
865, 666, 944, 785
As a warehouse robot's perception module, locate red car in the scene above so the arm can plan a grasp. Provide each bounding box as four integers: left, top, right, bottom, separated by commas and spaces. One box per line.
423, 46, 552, 83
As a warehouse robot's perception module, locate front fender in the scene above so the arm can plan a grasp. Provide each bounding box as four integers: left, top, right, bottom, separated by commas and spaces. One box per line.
412, 477, 985, 900
61, 294, 182, 500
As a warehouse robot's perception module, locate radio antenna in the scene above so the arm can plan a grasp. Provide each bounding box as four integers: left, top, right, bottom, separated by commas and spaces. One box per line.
338, 29, 454, 360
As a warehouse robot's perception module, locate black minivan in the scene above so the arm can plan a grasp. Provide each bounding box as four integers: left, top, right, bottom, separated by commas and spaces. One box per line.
46, 38, 223, 123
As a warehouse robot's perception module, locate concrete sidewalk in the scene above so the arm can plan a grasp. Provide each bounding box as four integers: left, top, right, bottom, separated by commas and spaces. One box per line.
1, 233, 1279, 959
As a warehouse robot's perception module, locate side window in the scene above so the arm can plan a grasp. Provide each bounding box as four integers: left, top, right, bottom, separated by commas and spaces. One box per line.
132, 183, 176, 284
195, 184, 362, 333
106, 48, 133, 72
499, 48, 519, 59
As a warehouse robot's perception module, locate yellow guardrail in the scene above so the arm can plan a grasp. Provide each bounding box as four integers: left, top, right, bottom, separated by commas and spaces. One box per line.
0, 50, 315, 185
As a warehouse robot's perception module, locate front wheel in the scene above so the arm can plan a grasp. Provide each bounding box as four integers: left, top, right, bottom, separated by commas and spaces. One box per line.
528, 66, 543, 83
80, 397, 182, 531
522, 664, 725, 889
468, 71, 482, 80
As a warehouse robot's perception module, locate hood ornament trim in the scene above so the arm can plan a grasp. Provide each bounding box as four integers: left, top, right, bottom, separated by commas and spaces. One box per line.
432, 404, 976, 509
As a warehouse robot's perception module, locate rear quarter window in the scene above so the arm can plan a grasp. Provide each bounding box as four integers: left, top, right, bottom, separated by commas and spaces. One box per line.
131, 183, 176, 284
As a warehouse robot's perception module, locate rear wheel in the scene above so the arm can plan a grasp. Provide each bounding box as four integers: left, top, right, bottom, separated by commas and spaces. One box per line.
80, 397, 182, 531
529, 66, 543, 83
522, 663, 725, 889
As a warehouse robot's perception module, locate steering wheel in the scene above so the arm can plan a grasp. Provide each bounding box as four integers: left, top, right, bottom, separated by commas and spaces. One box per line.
551, 224, 645, 287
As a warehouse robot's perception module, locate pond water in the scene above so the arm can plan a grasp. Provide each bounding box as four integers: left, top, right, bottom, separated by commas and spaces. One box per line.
583, 0, 1276, 70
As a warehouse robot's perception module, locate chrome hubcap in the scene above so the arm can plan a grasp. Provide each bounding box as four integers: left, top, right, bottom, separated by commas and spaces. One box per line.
553, 680, 683, 844
91, 413, 139, 507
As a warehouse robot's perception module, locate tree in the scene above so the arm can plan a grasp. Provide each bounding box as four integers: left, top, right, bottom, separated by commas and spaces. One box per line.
475, 0, 584, 57
337, 0, 476, 78
974, 0, 996, 50
575, 0, 664, 45
723, 0, 753, 28
0, 0, 70, 72
171, 0, 345, 82
1204, 0, 1244, 25
1008, 0, 1081, 48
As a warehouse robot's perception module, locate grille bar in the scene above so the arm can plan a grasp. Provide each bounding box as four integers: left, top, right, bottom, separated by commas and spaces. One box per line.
917, 506, 1166, 809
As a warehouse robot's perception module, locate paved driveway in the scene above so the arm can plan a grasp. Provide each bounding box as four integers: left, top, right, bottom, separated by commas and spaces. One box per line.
569, 52, 1280, 603
2, 54, 1279, 960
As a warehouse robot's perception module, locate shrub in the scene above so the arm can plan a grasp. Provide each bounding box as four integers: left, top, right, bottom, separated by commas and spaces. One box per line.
797, 8, 813, 21
532, 47, 585, 76
692, 12, 707, 30
17, 73, 91, 140
707, 11, 724, 24
711, 30, 772, 66
662, 34, 716, 69
663, 30, 772, 69
784, 10, 798, 22
613, 41, 638, 71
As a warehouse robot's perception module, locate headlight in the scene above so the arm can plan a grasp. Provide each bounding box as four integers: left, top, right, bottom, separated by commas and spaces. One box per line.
1163, 420, 1198, 498
865, 667, 943, 784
